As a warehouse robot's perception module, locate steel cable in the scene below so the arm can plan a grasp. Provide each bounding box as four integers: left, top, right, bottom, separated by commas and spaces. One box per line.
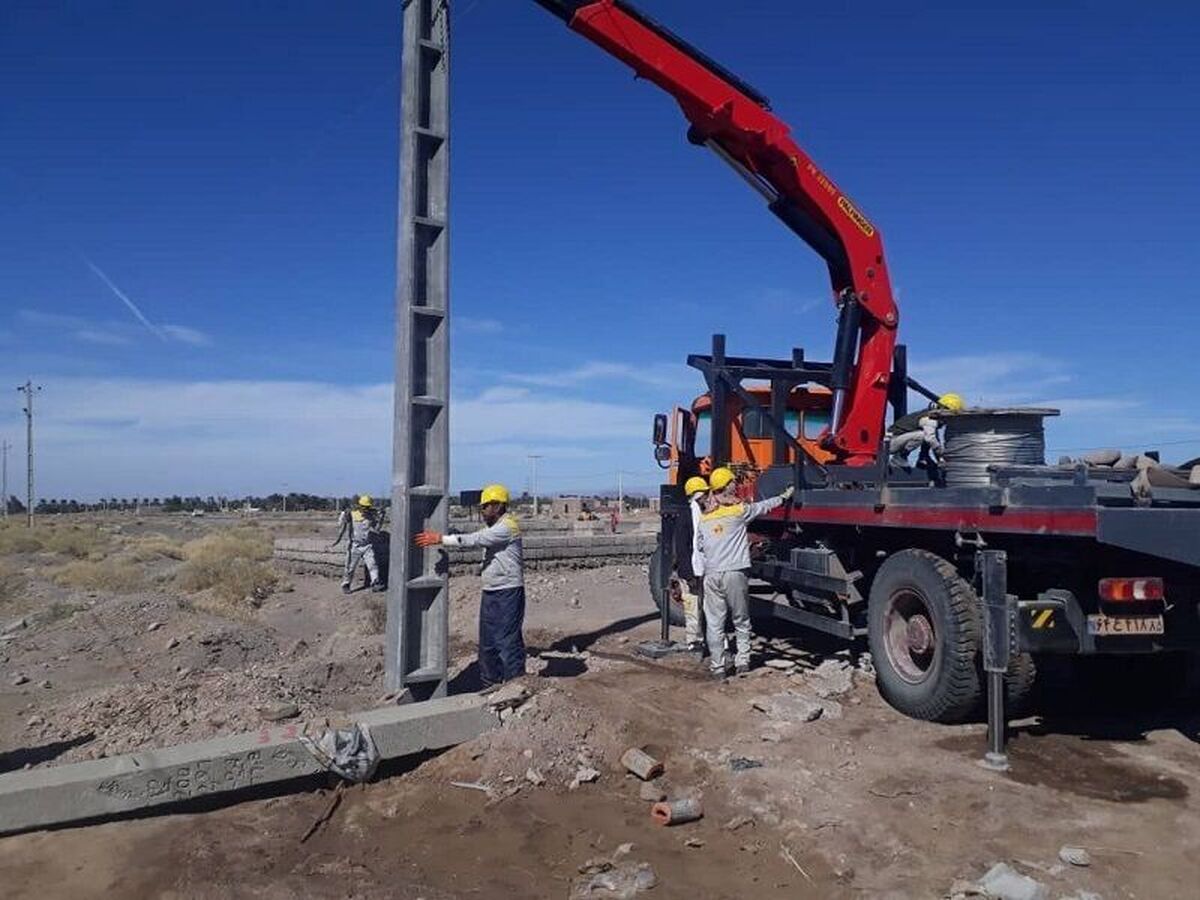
942, 414, 1048, 487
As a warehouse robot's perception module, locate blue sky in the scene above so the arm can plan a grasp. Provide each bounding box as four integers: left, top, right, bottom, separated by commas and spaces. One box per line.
1, 0, 1198, 500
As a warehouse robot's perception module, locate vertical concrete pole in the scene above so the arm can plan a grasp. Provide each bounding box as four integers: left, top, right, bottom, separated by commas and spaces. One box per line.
387, 0, 451, 698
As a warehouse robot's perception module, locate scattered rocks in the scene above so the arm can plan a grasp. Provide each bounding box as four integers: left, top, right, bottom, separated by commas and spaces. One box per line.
166, 636, 180, 650
2, 618, 27, 635
25, 715, 43, 728
146, 621, 163, 632
10, 673, 29, 686
1058, 846, 1092, 867
763, 658, 796, 671
570, 861, 658, 899
569, 766, 601, 790
724, 814, 755, 832
750, 692, 826, 723
638, 782, 667, 802
38, 679, 52, 690
974, 863, 1048, 900
487, 682, 531, 711
260, 701, 300, 722
729, 756, 763, 772
683, 837, 705, 848
525, 767, 545, 786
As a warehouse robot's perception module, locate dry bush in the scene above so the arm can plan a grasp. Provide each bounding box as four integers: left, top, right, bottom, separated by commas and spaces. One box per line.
0, 559, 26, 605
176, 527, 277, 614
40, 524, 112, 559
0, 525, 43, 556
126, 534, 186, 562
50, 558, 144, 593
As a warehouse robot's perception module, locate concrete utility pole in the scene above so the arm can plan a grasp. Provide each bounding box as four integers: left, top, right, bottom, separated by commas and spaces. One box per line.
16, 381, 40, 528
387, 0, 451, 698
528, 454, 543, 517
1, 439, 9, 519
617, 469, 624, 513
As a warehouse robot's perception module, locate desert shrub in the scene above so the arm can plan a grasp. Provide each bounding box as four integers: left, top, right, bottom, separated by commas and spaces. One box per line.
40, 523, 112, 559
0, 525, 43, 556
176, 527, 277, 612
0, 560, 26, 604
50, 558, 144, 593
126, 534, 186, 562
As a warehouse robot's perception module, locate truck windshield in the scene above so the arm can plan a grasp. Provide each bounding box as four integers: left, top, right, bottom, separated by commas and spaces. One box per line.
694, 410, 711, 456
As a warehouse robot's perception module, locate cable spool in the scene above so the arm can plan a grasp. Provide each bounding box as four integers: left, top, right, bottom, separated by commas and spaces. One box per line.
939, 409, 1060, 487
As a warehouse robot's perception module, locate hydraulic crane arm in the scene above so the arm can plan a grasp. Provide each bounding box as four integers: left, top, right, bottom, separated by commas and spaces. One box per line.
533, 0, 899, 465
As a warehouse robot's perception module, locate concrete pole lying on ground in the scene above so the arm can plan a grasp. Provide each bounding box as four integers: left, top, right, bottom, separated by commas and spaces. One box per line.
0, 694, 497, 836
386, 0, 452, 699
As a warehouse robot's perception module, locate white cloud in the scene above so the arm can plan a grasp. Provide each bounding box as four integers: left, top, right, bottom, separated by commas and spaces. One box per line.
505, 361, 678, 390
73, 328, 134, 347
160, 324, 212, 347
0, 375, 653, 499
455, 316, 504, 334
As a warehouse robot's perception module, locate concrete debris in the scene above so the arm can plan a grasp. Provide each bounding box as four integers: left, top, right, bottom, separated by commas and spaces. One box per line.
974, 863, 1048, 900
1058, 846, 1092, 867
525, 767, 545, 786
570, 861, 658, 899
651, 797, 702, 826
486, 682, 531, 710
947, 878, 988, 898
763, 658, 796, 670
166, 637, 180, 650
724, 814, 755, 831
146, 621, 163, 632
799, 659, 855, 698
2, 618, 27, 635
38, 679, 52, 690
260, 701, 300, 722
620, 747, 663, 780
750, 692, 825, 723
638, 781, 666, 802
684, 836, 705, 848
569, 766, 601, 790
10, 673, 29, 686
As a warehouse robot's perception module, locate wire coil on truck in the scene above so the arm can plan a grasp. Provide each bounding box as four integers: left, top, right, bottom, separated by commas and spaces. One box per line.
940, 409, 1059, 487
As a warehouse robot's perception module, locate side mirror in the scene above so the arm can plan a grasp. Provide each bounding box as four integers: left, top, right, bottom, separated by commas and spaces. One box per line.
654, 445, 671, 464
652, 413, 668, 446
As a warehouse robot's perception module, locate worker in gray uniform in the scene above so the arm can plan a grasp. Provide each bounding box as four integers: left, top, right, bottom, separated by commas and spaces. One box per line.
415, 484, 525, 688
331, 495, 385, 594
697, 467, 794, 679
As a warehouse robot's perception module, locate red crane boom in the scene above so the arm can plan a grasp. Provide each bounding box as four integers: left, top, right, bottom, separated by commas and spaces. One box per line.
533, 0, 899, 465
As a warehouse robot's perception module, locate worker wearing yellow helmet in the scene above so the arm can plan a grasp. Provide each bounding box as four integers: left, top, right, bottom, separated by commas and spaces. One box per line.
697, 468, 794, 678
331, 494, 385, 594
415, 483, 526, 688
888, 391, 965, 468
672, 475, 713, 652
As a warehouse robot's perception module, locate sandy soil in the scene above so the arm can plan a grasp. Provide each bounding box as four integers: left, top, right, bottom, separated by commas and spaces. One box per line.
1, 517, 1198, 898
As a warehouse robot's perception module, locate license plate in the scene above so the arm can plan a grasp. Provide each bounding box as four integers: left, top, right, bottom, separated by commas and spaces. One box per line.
1087, 614, 1165, 636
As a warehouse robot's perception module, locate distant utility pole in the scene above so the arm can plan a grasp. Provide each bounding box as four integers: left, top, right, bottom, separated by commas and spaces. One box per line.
617, 469, 624, 513
1, 439, 9, 519
528, 454, 543, 517
16, 380, 40, 528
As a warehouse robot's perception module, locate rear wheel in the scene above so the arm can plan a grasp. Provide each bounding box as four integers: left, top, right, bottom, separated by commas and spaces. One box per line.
868, 549, 983, 722
648, 544, 685, 627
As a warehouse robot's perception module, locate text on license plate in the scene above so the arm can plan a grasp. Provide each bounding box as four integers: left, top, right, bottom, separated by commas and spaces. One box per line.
1087, 614, 1164, 636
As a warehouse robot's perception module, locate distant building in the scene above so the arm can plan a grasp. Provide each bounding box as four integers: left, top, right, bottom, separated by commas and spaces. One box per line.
555, 495, 587, 517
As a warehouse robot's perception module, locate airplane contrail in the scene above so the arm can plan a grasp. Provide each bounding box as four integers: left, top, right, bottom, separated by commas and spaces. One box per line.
83, 258, 167, 341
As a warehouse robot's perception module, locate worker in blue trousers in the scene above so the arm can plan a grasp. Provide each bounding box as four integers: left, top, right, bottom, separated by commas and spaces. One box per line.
415, 484, 525, 688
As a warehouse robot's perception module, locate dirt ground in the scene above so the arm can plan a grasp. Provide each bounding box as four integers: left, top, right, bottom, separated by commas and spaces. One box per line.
1, 515, 1198, 898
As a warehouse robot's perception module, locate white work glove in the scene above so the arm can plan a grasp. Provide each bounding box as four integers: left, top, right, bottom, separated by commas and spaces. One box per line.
780, 485, 795, 502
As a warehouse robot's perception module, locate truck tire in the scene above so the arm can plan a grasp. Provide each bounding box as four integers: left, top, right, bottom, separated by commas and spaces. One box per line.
647, 544, 685, 627
1004, 650, 1038, 715
868, 549, 982, 723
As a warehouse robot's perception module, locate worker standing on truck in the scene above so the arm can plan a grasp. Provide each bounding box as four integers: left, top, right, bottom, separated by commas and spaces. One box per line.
698, 467, 793, 678
414, 484, 525, 688
888, 392, 965, 465
674, 476, 711, 653
331, 495, 385, 594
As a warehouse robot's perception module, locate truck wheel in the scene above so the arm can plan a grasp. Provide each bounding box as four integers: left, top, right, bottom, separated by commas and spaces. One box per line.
647, 544, 685, 627
868, 549, 982, 723
1004, 650, 1038, 715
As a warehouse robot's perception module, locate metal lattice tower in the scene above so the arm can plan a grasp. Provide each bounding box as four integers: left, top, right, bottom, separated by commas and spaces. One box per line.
386, 0, 451, 698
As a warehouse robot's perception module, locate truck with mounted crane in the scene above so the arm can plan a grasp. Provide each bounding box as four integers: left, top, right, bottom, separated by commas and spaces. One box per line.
530, 0, 1200, 723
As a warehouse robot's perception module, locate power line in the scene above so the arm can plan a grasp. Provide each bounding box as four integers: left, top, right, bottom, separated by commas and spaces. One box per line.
1, 439, 9, 519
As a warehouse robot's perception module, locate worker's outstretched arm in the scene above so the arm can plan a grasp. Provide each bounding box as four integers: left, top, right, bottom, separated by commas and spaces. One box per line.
415, 516, 519, 549
742, 486, 794, 522
532, 1, 898, 464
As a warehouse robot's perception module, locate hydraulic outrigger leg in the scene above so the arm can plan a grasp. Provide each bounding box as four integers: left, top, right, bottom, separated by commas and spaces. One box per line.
979, 550, 1013, 771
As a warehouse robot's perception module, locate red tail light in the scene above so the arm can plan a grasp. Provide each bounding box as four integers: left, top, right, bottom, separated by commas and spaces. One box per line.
1098, 577, 1164, 602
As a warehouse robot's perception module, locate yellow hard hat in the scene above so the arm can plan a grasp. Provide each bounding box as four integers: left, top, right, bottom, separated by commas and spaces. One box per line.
683, 476, 709, 498
938, 393, 965, 412
357, 495, 373, 508
480, 483, 510, 506
709, 467, 736, 491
